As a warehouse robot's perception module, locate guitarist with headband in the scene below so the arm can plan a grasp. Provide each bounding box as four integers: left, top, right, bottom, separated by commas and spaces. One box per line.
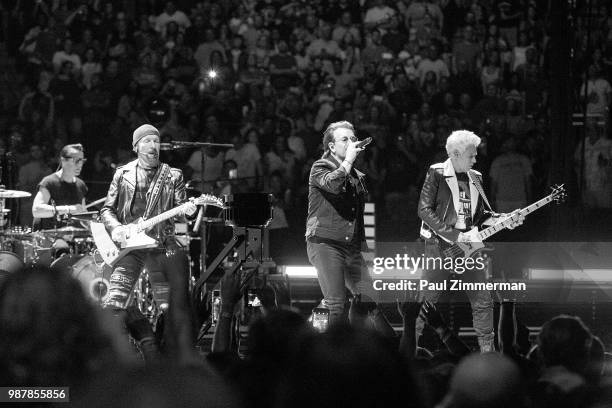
417, 130, 524, 352
100, 124, 197, 358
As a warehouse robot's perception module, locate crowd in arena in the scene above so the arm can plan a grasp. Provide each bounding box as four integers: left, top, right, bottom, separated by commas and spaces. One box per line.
1, 0, 610, 249
1, 0, 612, 406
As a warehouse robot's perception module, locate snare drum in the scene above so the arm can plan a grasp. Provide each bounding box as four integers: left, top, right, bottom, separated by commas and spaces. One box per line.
51, 254, 112, 304
224, 193, 273, 227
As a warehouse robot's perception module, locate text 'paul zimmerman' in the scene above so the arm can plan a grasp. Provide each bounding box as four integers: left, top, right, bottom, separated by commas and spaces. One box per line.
373, 253, 487, 275
373, 279, 527, 291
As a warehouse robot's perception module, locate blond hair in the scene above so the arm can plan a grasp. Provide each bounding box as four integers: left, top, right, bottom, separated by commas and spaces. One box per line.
445, 130, 481, 155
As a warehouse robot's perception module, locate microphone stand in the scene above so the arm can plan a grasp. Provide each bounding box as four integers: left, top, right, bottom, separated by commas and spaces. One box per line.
166, 140, 233, 285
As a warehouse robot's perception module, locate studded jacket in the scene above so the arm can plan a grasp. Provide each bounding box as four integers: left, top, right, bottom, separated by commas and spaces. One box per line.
100, 159, 187, 243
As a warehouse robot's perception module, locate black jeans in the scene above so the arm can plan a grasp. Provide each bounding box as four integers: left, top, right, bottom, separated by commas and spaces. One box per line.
415, 239, 494, 351
104, 247, 194, 359
307, 238, 372, 324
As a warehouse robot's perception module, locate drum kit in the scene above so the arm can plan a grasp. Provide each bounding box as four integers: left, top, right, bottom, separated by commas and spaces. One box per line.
0, 188, 110, 304
0, 186, 275, 318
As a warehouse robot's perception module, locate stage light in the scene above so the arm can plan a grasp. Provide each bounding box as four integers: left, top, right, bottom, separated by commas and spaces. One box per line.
528, 268, 612, 282
283, 266, 317, 278
207, 69, 217, 79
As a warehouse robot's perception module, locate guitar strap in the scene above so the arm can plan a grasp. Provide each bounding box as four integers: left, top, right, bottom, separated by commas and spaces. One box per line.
143, 163, 170, 220
470, 174, 494, 212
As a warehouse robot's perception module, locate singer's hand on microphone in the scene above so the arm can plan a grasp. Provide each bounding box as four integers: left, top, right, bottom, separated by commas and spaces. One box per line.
345, 140, 364, 164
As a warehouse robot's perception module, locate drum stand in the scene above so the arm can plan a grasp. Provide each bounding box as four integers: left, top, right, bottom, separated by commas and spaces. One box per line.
0, 196, 5, 236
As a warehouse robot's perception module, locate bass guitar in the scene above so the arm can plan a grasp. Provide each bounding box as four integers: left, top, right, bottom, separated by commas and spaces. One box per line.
436, 185, 566, 264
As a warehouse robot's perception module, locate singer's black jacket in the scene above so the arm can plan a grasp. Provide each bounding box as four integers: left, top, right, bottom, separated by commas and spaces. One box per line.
306, 153, 367, 245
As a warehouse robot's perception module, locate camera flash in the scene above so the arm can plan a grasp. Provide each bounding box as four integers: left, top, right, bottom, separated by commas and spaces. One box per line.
207, 70, 217, 79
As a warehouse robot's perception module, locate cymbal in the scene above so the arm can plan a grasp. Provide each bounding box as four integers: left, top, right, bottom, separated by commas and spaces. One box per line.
40, 226, 89, 234
0, 189, 31, 198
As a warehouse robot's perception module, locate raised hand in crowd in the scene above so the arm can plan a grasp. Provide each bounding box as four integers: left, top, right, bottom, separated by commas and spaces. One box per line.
158, 251, 200, 366
421, 300, 471, 358
397, 290, 422, 359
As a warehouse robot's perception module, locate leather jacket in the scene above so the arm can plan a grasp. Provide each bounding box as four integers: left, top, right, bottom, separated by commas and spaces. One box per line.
306, 153, 367, 244
418, 159, 489, 243
100, 159, 187, 242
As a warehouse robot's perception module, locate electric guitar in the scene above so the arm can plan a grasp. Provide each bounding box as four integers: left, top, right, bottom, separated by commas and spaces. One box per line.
435, 185, 566, 266
91, 194, 224, 266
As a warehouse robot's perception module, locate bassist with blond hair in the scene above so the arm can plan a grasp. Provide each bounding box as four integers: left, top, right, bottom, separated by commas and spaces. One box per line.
417, 130, 525, 352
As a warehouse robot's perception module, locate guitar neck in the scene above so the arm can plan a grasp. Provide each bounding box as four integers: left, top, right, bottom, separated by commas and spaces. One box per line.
478, 194, 554, 241
137, 203, 187, 232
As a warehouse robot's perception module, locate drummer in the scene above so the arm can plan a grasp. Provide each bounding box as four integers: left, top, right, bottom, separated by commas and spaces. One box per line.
32, 143, 88, 231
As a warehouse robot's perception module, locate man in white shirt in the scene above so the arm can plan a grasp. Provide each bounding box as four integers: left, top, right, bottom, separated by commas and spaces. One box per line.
417, 44, 450, 85
185, 141, 225, 193
194, 29, 227, 68
155, 1, 191, 36
306, 22, 342, 59
225, 134, 263, 189
580, 65, 612, 116
52, 38, 81, 75
574, 119, 612, 208
489, 137, 533, 212
331, 11, 361, 45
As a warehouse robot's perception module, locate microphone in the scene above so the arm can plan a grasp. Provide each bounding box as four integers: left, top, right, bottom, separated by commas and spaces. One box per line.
355, 137, 373, 148
159, 143, 175, 150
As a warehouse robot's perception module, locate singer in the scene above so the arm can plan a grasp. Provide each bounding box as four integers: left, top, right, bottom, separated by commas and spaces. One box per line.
306, 121, 377, 324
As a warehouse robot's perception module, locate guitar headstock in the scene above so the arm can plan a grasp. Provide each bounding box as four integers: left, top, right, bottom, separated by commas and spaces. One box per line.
550, 184, 567, 204
193, 194, 224, 208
